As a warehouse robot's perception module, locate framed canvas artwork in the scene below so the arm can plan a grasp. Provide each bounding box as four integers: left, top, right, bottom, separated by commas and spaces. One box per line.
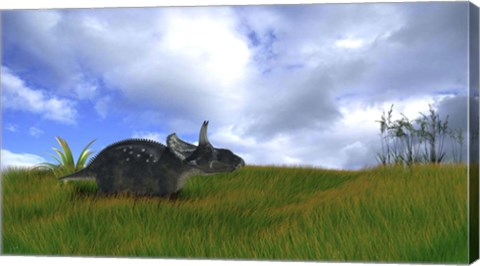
1, 1, 479, 264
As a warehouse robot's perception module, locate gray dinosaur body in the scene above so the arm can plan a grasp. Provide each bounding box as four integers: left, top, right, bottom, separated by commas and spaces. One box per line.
60, 121, 244, 197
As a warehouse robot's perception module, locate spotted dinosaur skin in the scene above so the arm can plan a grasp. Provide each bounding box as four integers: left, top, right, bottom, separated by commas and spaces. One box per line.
60, 121, 245, 197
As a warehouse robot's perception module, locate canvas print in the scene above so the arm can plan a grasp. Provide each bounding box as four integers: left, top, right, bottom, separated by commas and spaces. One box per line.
1, 1, 479, 264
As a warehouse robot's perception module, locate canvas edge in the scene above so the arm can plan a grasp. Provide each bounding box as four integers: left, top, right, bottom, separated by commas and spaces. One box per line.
469, 1, 480, 264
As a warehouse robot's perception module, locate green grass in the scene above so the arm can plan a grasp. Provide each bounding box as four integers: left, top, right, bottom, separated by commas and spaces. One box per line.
1, 164, 468, 263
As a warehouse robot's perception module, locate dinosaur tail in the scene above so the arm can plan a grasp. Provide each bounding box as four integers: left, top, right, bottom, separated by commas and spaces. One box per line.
59, 167, 95, 181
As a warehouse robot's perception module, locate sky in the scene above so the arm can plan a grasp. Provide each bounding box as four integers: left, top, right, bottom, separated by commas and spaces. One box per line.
0, 2, 474, 170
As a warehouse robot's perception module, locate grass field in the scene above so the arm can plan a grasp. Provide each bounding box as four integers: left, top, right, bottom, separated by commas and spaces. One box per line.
1, 164, 469, 263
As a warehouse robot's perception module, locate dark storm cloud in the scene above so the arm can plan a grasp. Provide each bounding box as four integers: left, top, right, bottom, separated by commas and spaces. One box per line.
243, 56, 373, 139
434, 95, 468, 133
360, 2, 468, 102
244, 69, 340, 139
434, 95, 470, 163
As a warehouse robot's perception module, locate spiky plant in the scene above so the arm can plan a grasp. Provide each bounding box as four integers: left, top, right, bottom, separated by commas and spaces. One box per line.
37, 136, 96, 178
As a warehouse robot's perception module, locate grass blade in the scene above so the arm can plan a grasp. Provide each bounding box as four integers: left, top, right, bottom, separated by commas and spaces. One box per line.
52, 148, 67, 165
75, 139, 96, 170
47, 153, 63, 165
32, 162, 58, 171
56, 136, 75, 168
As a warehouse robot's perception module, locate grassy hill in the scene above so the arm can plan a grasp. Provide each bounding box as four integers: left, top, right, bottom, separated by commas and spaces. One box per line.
1, 165, 468, 263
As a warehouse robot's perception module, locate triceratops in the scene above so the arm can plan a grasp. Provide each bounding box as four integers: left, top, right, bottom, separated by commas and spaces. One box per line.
60, 121, 245, 197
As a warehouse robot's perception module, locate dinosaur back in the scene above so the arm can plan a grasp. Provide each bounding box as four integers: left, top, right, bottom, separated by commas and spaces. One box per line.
86, 139, 181, 196
87, 139, 167, 168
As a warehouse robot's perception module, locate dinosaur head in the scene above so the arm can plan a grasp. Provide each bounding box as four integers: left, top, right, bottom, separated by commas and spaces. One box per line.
167, 121, 245, 173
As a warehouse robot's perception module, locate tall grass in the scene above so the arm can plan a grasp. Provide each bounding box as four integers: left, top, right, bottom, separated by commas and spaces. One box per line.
2, 165, 468, 263
376, 104, 463, 165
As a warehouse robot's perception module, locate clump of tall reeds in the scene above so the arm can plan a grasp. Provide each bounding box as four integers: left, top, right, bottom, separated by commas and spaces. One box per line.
376, 104, 464, 166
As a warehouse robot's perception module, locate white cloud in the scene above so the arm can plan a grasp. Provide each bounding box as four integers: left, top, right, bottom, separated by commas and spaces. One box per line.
94, 96, 110, 119
29, 127, 44, 137
210, 124, 348, 169
5, 124, 18, 132
1, 149, 45, 169
1, 66, 77, 124
98, 8, 251, 124
160, 9, 250, 88
73, 79, 98, 100
335, 38, 364, 49
2, 8, 252, 124
132, 131, 165, 142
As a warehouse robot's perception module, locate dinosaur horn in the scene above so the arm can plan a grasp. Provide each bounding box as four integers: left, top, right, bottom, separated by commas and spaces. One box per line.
199, 120, 210, 146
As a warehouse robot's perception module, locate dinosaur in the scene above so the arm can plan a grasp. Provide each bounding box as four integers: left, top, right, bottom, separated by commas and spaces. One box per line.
60, 121, 244, 197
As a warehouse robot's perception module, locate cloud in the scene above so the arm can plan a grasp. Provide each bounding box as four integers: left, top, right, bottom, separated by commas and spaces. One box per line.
73, 80, 98, 100
132, 131, 165, 142
433, 94, 469, 162
2, 10, 99, 98
335, 38, 365, 49
3, 8, 252, 125
1, 66, 77, 124
29, 127, 44, 137
2, 3, 471, 169
5, 124, 18, 132
100, 7, 252, 125
241, 57, 368, 139
236, 3, 468, 108
434, 94, 468, 133
358, 2, 468, 102
215, 94, 459, 169
1, 149, 45, 169
94, 96, 111, 119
